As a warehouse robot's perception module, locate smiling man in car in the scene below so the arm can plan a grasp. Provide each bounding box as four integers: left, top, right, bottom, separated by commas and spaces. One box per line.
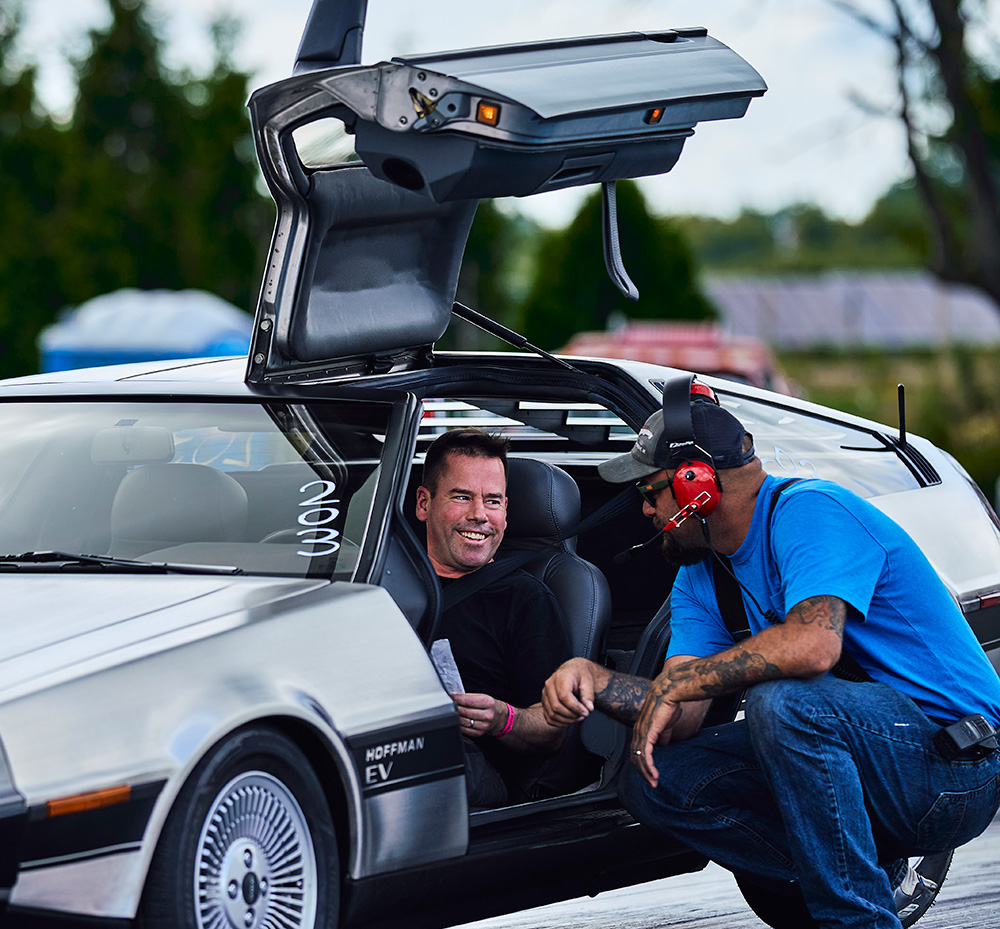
416, 428, 571, 807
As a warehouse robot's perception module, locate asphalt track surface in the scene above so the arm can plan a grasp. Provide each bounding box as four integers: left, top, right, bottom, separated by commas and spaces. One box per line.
456, 812, 1000, 929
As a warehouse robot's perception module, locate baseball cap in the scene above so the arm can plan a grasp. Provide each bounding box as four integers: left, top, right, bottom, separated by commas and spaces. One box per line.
598, 398, 755, 483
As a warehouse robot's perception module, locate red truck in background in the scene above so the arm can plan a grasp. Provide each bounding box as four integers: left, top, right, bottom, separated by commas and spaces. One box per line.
560, 321, 796, 395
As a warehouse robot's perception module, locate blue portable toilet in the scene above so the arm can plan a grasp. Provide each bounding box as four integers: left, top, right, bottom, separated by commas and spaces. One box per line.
39, 289, 253, 372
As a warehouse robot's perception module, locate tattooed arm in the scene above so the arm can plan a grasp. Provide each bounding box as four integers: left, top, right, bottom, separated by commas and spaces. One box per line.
540, 656, 710, 741
541, 657, 623, 727
631, 594, 847, 786
659, 594, 847, 702
542, 658, 651, 727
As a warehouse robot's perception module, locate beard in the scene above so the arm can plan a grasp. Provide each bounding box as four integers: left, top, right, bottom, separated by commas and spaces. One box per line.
659, 527, 713, 567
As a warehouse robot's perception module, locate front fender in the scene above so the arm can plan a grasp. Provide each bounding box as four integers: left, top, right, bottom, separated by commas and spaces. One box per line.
1, 581, 466, 919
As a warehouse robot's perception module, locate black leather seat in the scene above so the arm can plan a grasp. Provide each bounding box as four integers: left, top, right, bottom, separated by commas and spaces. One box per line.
503, 457, 611, 663
501, 457, 614, 796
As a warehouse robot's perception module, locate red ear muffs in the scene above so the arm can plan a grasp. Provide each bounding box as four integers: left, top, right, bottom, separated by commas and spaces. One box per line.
672, 459, 723, 517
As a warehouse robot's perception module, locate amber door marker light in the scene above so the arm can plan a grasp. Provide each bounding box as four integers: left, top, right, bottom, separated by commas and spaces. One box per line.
47, 784, 132, 818
476, 101, 501, 126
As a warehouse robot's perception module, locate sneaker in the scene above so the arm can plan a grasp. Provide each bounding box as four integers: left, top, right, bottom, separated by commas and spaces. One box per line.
893, 862, 940, 923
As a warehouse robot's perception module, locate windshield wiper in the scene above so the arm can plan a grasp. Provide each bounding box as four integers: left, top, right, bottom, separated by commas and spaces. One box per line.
0, 551, 243, 575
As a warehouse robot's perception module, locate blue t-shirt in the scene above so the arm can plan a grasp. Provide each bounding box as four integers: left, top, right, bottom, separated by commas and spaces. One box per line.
668, 475, 1000, 726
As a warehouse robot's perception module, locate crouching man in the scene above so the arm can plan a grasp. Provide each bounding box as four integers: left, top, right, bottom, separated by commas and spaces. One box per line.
543, 378, 1000, 928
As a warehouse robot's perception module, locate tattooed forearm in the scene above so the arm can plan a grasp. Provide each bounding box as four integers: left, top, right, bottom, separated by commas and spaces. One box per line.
687, 651, 782, 696
656, 650, 783, 700
786, 595, 846, 636
594, 673, 653, 723
638, 598, 848, 709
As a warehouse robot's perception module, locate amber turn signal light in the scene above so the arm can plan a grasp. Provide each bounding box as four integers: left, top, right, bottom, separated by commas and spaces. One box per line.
47, 784, 132, 818
476, 101, 501, 126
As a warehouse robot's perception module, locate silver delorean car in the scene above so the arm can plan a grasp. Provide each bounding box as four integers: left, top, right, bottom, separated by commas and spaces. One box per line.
1, 2, 998, 928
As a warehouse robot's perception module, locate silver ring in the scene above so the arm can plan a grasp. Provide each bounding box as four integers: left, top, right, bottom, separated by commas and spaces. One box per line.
633, 749, 643, 756
469, 719, 474, 728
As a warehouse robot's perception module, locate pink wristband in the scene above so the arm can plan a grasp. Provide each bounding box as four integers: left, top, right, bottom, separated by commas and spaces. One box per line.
494, 702, 516, 737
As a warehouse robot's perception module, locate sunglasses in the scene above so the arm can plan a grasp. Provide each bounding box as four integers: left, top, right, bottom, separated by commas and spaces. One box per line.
636, 475, 673, 506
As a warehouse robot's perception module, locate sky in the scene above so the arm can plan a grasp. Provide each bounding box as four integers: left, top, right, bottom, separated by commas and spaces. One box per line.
16, 0, 982, 227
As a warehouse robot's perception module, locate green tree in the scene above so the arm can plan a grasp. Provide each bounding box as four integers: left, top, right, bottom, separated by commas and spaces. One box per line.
677, 200, 926, 274
833, 0, 1000, 310
677, 210, 776, 272
0, 0, 273, 376
58, 0, 271, 309
446, 200, 523, 350
0, 1, 69, 375
860, 180, 935, 263
163, 14, 273, 307
519, 181, 714, 351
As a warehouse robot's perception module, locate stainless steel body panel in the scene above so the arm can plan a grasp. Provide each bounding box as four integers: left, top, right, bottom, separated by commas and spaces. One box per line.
0, 577, 466, 918
1, 575, 328, 700
358, 775, 467, 874
11, 849, 145, 919
868, 455, 1000, 600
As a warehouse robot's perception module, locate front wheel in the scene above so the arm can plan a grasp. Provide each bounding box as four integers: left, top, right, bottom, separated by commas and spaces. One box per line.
736, 849, 953, 928
140, 727, 339, 929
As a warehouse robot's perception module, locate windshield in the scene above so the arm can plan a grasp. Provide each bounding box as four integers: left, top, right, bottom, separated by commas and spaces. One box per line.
0, 400, 390, 578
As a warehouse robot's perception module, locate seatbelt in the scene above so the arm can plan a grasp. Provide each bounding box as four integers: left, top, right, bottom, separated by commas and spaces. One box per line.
441, 483, 638, 612
712, 479, 873, 684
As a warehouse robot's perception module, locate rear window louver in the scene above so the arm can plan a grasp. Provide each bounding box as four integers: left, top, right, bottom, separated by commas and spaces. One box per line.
890, 439, 941, 486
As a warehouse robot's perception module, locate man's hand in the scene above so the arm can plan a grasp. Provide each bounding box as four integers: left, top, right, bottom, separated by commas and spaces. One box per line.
627, 595, 850, 787
541, 657, 610, 726
453, 693, 566, 752
452, 692, 507, 737
630, 676, 683, 787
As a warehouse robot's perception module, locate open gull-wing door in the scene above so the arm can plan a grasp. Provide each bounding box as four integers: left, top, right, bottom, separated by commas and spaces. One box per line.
245, 7, 766, 384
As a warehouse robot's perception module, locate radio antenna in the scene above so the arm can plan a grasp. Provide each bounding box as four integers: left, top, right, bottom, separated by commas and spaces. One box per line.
897, 383, 907, 447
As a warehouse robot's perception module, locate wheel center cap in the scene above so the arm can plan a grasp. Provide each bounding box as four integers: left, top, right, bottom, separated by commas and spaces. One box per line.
242, 872, 261, 906
218, 841, 269, 929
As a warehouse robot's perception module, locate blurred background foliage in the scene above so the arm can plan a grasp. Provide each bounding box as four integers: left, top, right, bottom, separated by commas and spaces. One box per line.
515, 181, 714, 351
1, 0, 999, 497
0, 0, 273, 378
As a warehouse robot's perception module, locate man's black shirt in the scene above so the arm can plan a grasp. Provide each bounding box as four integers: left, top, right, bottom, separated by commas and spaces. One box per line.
438, 568, 571, 708
438, 568, 573, 800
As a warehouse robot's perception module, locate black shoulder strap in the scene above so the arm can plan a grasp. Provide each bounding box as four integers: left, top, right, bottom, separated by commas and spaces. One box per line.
711, 478, 872, 684
712, 553, 748, 641
441, 482, 638, 613
713, 479, 796, 644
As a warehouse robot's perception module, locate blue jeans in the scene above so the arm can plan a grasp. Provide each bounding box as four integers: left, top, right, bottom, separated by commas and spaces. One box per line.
619, 677, 1000, 928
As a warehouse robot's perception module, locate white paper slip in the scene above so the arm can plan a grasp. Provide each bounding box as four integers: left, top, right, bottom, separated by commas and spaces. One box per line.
431, 638, 465, 694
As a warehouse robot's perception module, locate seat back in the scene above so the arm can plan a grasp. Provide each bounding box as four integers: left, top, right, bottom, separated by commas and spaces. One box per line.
110, 463, 248, 559
503, 457, 611, 662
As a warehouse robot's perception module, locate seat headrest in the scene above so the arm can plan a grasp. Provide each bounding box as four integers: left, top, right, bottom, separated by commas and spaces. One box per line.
504, 458, 580, 544
111, 463, 248, 556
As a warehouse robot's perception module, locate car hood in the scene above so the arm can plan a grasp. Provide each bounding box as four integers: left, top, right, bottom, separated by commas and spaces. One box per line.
0, 574, 328, 699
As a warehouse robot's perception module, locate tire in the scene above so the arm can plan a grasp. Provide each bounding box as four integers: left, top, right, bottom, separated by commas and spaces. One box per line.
736, 850, 953, 929
139, 726, 339, 929
897, 850, 953, 927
